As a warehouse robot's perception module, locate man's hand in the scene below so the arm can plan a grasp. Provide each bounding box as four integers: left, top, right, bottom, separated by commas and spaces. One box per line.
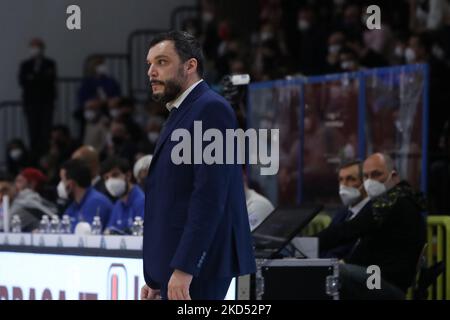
140, 284, 161, 300
168, 269, 193, 300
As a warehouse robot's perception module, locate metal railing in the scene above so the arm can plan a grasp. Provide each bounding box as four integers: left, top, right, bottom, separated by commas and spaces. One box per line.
0, 101, 27, 167
170, 5, 200, 31
427, 215, 450, 300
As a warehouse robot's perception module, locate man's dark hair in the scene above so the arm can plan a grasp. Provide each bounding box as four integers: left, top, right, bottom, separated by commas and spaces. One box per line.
338, 159, 363, 180
61, 159, 92, 188
149, 31, 204, 77
100, 156, 131, 175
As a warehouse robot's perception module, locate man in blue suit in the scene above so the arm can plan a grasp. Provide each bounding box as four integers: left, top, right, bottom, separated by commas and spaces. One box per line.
140, 31, 256, 300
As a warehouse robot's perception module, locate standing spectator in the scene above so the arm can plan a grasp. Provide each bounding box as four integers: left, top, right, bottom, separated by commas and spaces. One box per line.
289, 6, 328, 75
18, 38, 57, 163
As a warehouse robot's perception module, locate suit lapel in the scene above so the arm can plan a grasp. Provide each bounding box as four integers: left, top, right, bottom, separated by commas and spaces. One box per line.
149, 81, 210, 171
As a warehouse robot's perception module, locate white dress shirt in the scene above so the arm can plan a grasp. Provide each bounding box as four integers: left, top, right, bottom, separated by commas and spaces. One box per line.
166, 79, 204, 112
348, 197, 370, 220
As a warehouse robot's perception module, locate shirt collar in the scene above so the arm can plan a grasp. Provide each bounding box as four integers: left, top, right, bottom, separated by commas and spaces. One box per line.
166, 79, 203, 111
348, 197, 370, 219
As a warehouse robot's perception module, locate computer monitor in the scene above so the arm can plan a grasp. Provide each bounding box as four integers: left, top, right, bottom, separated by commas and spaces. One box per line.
252, 205, 323, 259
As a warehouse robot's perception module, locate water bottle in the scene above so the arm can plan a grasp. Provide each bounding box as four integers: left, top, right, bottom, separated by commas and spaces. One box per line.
60, 215, 72, 234
39, 215, 50, 234
91, 216, 102, 235
131, 217, 143, 236
11, 215, 22, 233
50, 215, 60, 234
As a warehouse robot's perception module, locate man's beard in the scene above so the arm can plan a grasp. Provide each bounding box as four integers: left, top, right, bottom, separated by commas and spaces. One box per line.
151, 69, 185, 105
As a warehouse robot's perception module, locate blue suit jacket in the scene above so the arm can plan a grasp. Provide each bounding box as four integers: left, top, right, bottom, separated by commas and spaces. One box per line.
143, 81, 256, 288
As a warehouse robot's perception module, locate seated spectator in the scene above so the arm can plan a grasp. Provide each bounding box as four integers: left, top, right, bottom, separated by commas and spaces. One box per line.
318, 159, 371, 259
133, 155, 153, 190
102, 120, 138, 166
317, 153, 426, 299
82, 99, 110, 153
40, 125, 80, 186
6, 139, 31, 176
325, 31, 347, 73
9, 168, 57, 232
114, 97, 144, 142
243, 169, 274, 231
72, 145, 112, 200
76, 56, 121, 141
58, 159, 113, 232
102, 156, 145, 235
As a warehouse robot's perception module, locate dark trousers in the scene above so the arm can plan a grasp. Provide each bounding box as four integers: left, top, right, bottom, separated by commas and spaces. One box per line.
23, 102, 54, 163
160, 277, 232, 300
339, 264, 406, 300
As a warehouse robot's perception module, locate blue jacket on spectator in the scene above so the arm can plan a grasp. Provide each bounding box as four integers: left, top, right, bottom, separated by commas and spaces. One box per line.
106, 185, 145, 233
78, 75, 121, 109
65, 186, 113, 232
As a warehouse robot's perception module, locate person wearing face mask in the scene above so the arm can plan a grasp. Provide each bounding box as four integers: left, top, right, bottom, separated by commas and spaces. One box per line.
18, 38, 57, 164
289, 6, 327, 75
102, 157, 145, 235
76, 57, 121, 141
82, 99, 110, 153
318, 160, 371, 259
317, 153, 426, 299
102, 120, 138, 166
58, 159, 113, 233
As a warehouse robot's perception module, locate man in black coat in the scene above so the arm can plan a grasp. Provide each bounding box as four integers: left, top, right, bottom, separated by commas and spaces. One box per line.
18, 38, 57, 164
318, 153, 426, 299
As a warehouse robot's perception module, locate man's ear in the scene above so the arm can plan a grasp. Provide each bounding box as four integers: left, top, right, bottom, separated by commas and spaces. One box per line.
186, 58, 198, 74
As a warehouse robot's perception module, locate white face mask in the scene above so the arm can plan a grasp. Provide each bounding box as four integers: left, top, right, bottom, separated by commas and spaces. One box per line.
84, 110, 97, 121
30, 47, 42, 58
364, 179, 387, 199
95, 64, 108, 75
147, 132, 159, 143
339, 185, 361, 206
105, 178, 127, 198
9, 149, 23, 160
404, 47, 416, 63
57, 181, 68, 200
